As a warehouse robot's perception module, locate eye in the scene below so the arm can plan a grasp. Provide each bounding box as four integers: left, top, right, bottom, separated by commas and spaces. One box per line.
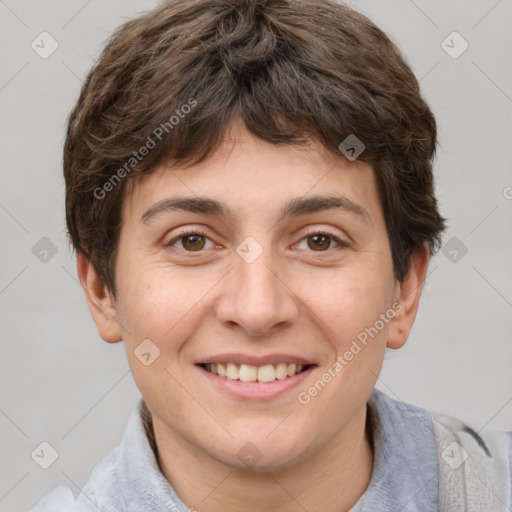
295, 230, 349, 252
165, 228, 349, 254
166, 229, 215, 252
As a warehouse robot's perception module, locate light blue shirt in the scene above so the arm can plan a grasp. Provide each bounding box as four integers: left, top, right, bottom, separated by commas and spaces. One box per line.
28, 388, 512, 511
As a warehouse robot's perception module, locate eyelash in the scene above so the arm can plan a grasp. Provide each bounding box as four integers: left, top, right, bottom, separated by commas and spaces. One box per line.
300, 229, 350, 252
165, 228, 349, 254
165, 228, 212, 253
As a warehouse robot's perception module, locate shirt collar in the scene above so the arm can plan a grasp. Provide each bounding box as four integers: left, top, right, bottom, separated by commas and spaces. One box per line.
350, 388, 438, 511
117, 400, 190, 512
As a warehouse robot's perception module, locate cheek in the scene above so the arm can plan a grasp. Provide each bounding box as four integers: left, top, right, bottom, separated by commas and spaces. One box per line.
291, 271, 393, 434
117, 281, 187, 346
298, 265, 394, 349
114, 256, 218, 352
114, 254, 173, 338
115, 270, 202, 407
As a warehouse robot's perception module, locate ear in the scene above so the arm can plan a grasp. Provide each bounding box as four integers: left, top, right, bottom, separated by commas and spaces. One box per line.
76, 252, 123, 343
386, 243, 430, 350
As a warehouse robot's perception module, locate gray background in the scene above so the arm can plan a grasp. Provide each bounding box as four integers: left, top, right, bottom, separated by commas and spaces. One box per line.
0, 0, 511, 510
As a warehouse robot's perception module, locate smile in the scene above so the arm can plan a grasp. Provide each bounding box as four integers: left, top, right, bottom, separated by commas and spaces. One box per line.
202, 362, 311, 382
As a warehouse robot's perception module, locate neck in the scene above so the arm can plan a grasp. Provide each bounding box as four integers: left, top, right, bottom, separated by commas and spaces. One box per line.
150, 403, 374, 512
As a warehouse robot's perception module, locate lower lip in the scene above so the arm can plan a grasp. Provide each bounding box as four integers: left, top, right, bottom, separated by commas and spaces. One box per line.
196, 365, 316, 400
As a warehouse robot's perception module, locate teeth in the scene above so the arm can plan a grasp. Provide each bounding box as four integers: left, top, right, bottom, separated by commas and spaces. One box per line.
275, 363, 288, 380
239, 364, 257, 382
257, 364, 275, 383
226, 363, 239, 380
205, 362, 307, 381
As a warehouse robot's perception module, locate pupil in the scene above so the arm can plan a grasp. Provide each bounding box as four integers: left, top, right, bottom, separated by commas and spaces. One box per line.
185, 234, 204, 250
310, 234, 329, 250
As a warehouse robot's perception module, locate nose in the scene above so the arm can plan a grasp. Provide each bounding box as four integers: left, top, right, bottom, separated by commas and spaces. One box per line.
214, 242, 301, 338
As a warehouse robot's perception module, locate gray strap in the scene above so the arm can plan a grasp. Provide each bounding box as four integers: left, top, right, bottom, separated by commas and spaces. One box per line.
432, 412, 511, 512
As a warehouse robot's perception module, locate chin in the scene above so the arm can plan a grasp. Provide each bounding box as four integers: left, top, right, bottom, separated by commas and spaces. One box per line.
207, 435, 310, 473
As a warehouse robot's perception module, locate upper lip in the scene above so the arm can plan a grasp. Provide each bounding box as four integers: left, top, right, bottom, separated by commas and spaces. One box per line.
197, 353, 316, 366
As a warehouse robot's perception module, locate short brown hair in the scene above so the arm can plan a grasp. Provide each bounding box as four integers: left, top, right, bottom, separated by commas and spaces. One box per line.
64, 0, 447, 295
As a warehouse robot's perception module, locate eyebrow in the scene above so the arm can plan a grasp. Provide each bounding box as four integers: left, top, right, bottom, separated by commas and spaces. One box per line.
140, 195, 371, 225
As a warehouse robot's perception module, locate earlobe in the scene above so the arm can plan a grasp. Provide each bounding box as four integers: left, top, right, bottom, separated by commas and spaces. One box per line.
76, 253, 123, 343
386, 243, 430, 350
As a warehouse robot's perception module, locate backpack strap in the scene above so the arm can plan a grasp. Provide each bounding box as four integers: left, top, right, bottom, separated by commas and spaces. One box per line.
432, 412, 511, 511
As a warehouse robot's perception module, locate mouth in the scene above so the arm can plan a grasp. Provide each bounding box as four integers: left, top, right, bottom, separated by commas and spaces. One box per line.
199, 362, 314, 383
195, 355, 317, 399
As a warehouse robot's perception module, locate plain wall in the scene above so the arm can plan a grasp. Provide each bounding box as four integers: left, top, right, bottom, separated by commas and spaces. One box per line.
0, 0, 510, 510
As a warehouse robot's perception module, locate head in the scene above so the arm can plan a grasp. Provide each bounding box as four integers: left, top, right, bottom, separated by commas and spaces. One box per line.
67, 0, 446, 471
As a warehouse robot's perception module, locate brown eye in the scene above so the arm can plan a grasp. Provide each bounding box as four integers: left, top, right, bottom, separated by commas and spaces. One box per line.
181, 234, 206, 251
307, 234, 334, 251
295, 231, 348, 253
166, 230, 214, 253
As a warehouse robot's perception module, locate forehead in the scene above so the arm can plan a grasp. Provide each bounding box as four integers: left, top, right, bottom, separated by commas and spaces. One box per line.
121, 124, 382, 231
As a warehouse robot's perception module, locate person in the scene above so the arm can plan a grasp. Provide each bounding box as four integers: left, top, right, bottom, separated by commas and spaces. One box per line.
28, 0, 512, 510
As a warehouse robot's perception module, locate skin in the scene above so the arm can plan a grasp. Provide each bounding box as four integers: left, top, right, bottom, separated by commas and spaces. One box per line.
78, 121, 429, 512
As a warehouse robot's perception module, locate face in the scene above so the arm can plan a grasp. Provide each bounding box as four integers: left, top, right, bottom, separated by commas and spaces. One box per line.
81, 122, 426, 472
